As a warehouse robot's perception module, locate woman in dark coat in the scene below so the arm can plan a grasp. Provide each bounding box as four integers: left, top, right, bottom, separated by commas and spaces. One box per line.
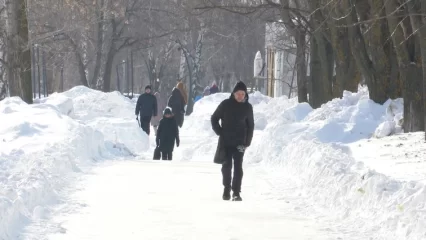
167, 82, 186, 128
156, 107, 180, 160
211, 81, 254, 201
151, 92, 166, 135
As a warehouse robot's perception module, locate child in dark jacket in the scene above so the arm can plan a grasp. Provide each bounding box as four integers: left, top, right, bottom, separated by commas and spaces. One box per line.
156, 107, 180, 160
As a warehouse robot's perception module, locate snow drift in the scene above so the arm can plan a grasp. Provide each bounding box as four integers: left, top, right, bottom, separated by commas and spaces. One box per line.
1, 83, 420, 239
184, 88, 423, 239
0, 87, 148, 240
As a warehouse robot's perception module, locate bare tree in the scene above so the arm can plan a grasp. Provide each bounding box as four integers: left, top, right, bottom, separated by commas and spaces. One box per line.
0, 0, 6, 100
5, 0, 32, 103
196, 0, 310, 102
195, 0, 426, 138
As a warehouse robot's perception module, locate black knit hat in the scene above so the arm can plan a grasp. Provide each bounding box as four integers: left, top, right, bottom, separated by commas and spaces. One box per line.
230, 81, 249, 101
163, 107, 172, 115
145, 85, 152, 90
232, 81, 247, 93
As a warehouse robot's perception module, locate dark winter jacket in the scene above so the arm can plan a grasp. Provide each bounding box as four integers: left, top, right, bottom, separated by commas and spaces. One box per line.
135, 93, 157, 118
167, 88, 185, 127
211, 84, 254, 148
156, 117, 180, 152
210, 84, 219, 94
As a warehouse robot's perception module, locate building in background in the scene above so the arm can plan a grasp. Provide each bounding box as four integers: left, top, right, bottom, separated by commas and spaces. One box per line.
264, 22, 297, 98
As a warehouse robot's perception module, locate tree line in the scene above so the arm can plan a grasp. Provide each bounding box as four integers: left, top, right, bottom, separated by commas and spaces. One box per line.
198, 0, 426, 138
2, 0, 426, 138
0, 0, 264, 114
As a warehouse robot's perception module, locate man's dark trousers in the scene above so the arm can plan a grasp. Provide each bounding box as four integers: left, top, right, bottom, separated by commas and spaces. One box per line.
141, 116, 151, 135
162, 151, 173, 160
221, 146, 244, 193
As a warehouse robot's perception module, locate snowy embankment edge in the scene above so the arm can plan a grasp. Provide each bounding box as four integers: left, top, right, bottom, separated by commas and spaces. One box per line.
244, 94, 424, 239
188, 89, 423, 238
275, 139, 425, 239
0, 87, 147, 240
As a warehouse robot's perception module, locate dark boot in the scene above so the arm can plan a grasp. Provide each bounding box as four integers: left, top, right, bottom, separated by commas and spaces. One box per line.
222, 187, 231, 200
232, 192, 242, 201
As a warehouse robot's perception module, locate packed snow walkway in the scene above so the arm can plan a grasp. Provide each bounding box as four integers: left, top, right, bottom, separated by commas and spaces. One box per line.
20, 138, 353, 240
25, 160, 342, 240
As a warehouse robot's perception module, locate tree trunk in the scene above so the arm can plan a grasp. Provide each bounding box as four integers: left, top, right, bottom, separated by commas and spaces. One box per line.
310, 1, 334, 103
343, 0, 390, 104
364, 0, 395, 103
186, 25, 206, 116
421, 0, 426, 136
328, 9, 359, 95
278, 0, 307, 102
385, 0, 423, 132
383, 0, 405, 99
66, 36, 89, 87
102, 20, 119, 92
75, 51, 89, 87
6, 0, 18, 97
6, 0, 32, 103
145, 51, 157, 90
316, 36, 334, 103
102, 46, 116, 92
403, 64, 424, 132
344, 0, 374, 93
309, 37, 321, 108
407, 0, 426, 133
90, 0, 104, 89
295, 30, 308, 103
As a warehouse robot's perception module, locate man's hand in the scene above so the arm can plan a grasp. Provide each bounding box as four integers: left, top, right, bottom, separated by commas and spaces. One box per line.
237, 145, 245, 153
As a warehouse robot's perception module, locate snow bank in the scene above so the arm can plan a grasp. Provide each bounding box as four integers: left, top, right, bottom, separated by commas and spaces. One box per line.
59, 86, 148, 155
184, 87, 423, 239
0, 86, 147, 239
37, 93, 74, 117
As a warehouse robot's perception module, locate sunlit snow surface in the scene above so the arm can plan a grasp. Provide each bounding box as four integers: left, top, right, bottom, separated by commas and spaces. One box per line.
2, 86, 425, 240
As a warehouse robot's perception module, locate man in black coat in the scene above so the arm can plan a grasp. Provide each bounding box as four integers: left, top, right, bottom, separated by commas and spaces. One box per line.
135, 85, 157, 135
211, 81, 254, 201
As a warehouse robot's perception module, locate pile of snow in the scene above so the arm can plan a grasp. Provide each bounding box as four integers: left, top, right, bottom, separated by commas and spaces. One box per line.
183, 87, 423, 239
0, 87, 148, 240
374, 98, 404, 138
37, 94, 75, 117
58, 86, 148, 155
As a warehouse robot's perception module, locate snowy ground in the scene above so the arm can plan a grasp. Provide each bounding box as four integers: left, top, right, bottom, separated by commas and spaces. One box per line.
18, 150, 350, 240
1, 86, 426, 239
349, 132, 426, 182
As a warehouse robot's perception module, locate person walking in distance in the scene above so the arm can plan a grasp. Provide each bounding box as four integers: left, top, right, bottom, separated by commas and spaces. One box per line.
151, 92, 166, 136
211, 81, 254, 201
135, 85, 157, 135
156, 107, 180, 160
167, 81, 187, 128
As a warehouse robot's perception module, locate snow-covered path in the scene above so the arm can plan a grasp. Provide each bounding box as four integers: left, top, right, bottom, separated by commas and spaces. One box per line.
20, 158, 349, 240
